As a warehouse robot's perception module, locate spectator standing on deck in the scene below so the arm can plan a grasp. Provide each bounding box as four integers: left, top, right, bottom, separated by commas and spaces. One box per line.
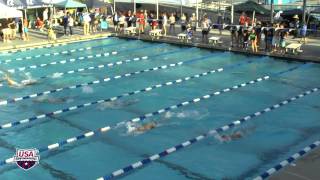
131, 12, 137, 27
180, 13, 187, 32
8, 19, 16, 40
292, 15, 299, 38
255, 21, 262, 47
113, 11, 120, 32
201, 16, 210, 43
89, 10, 96, 33
127, 10, 132, 27
119, 13, 126, 33
239, 12, 246, 26
138, 10, 145, 34
249, 29, 257, 52
68, 14, 74, 36
189, 13, 197, 31
300, 23, 307, 44
83, 12, 91, 35
162, 13, 168, 36
169, 13, 176, 35
272, 24, 280, 52
18, 18, 23, 40
100, 16, 108, 31
23, 18, 29, 41
62, 13, 69, 35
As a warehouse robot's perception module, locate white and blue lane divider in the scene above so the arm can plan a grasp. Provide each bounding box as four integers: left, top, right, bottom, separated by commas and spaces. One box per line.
0, 42, 68, 54
0, 126, 112, 166
0, 50, 208, 105
0, 41, 127, 65
96, 87, 320, 180
36, 47, 193, 81
5, 44, 162, 74
254, 139, 320, 180
0, 66, 313, 167
0, 63, 307, 131
0, 36, 111, 54
0, 55, 218, 128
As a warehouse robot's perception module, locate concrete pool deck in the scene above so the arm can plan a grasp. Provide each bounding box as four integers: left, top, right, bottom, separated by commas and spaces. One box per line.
0, 27, 319, 63
113, 30, 320, 63
270, 147, 320, 180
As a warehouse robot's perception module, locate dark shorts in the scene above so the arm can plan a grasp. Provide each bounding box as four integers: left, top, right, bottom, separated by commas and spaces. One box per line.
202, 30, 208, 35
119, 24, 124, 28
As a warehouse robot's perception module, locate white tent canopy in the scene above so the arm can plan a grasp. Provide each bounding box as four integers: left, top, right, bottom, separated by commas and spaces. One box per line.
0, 3, 23, 18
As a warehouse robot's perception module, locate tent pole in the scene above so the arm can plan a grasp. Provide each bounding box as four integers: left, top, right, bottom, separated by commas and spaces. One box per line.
231, 0, 234, 24
302, 0, 307, 24
180, 0, 182, 17
196, 0, 199, 28
156, 0, 159, 20
133, 0, 136, 13
114, 0, 116, 13
270, 0, 274, 24
252, 10, 255, 26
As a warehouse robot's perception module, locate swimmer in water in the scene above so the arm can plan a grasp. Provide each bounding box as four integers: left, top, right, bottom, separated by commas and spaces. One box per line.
3, 74, 20, 87
136, 122, 157, 132
219, 131, 243, 142
214, 126, 256, 143
3, 74, 37, 87
100, 99, 139, 110
33, 96, 72, 104
127, 122, 157, 133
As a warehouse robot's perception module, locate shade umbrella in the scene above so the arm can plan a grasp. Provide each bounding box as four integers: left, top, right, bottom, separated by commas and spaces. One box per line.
0, 2, 23, 18
85, 0, 109, 8
54, 0, 87, 8
227, 0, 270, 15
2, 0, 24, 9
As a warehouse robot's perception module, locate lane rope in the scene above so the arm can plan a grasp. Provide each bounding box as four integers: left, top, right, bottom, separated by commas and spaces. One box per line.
0, 40, 127, 65
5, 44, 164, 74
0, 36, 110, 54
0, 64, 306, 131
0, 55, 215, 129
0, 50, 208, 106
0, 43, 68, 54
0, 65, 313, 167
96, 87, 319, 180
254, 140, 320, 180
35, 47, 194, 81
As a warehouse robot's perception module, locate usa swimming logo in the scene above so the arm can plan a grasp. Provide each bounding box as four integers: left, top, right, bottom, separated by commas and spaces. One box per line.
13, 148, 40, 170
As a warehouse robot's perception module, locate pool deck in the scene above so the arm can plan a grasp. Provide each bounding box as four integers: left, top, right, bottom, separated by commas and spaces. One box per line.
270, 147, 320, 180
113, 30, 320, 63
0, 27, 319, 63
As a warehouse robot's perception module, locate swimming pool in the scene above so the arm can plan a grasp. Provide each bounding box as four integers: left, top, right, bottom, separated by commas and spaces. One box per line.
0, 37, 319, 180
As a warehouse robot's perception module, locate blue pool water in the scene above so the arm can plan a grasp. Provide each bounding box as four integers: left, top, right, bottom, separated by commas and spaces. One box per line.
0, 37, 319, 180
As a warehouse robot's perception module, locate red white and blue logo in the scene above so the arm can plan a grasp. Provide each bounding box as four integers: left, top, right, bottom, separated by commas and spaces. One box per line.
13, 148, 40, 170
